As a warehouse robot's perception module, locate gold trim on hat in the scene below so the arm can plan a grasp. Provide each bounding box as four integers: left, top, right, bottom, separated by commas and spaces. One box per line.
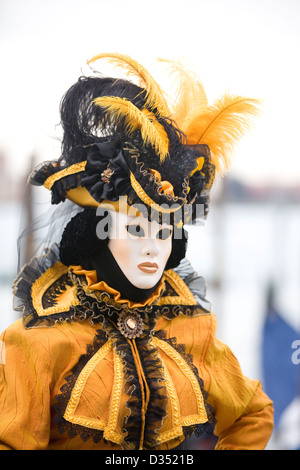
129, 172, 185, 214
43, 161, 87, 190
43, 158, 185, 214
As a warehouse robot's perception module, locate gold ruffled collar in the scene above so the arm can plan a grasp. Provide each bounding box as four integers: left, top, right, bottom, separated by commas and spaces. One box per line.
69, 265, 166, 309
15, 244, 208, 330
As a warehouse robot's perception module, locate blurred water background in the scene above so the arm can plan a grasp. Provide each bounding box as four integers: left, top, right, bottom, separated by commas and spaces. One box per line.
0, 0, 299, 451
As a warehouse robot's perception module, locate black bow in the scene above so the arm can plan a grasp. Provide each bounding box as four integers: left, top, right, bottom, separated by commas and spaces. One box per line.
81, 140, 131, 202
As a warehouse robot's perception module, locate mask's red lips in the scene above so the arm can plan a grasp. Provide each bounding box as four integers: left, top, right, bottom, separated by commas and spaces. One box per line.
137, 262, 159, 273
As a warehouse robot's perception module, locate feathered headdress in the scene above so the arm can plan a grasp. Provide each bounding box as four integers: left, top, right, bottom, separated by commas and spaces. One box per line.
157, 57, 261, 173
30, 53, 261, 221
92, 96, 170, 162
88, 52, 171, 117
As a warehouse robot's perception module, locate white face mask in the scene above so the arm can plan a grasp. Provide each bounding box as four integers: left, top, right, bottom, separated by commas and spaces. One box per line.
108, 211, 173, 289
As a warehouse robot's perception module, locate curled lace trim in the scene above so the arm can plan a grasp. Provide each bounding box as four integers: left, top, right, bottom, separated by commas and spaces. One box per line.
123, 142, 188, 208
71, 269, 209, 330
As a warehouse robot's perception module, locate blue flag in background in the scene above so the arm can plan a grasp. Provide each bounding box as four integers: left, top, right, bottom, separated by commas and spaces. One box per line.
262, 306, 300, 427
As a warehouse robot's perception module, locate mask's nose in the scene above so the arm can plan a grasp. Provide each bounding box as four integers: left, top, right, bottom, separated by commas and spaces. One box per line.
140, 239, 159, 258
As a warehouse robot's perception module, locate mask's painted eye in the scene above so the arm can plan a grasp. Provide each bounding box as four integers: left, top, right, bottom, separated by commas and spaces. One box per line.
126, 224, 145, 237
156, 228, 172, 240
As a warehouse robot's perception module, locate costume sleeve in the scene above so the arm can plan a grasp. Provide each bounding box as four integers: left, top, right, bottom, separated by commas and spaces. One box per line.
214, 380, 274, 450
0, 320, 52, 450
202, 315, 274, 450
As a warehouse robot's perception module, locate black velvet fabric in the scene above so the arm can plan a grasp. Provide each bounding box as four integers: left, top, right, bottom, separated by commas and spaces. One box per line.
91, 246, 163, 303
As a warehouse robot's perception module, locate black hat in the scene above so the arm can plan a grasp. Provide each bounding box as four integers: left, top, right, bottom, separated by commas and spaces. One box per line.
29, 53, 260, 223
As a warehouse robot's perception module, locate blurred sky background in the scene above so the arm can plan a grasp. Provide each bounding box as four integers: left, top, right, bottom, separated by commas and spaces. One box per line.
0, 0, 300, 450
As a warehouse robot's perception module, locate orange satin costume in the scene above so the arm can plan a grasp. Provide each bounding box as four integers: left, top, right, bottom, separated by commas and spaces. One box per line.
0, 53, 274, 450
0, 260, 273, 450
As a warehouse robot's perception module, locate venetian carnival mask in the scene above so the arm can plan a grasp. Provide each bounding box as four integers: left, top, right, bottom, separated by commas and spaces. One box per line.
107, 209, 173, 290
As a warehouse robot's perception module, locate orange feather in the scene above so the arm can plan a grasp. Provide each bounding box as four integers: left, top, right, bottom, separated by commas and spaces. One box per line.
88, 52, 170, 117
182, 94, 262, 173
93, 96, 169, 161
157, 58, 208, 127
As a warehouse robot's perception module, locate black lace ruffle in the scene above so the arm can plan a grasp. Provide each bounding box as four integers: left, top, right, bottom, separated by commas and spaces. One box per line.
29, 161, 85, 205
99, 316, 168, 450
53, 315, 216, 449
12, 243, 71, 329
53, 311, 168, 450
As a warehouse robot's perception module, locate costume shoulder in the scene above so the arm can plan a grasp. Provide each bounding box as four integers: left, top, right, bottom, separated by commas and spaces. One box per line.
12, 244, 84, 329
157, 258, 211, 316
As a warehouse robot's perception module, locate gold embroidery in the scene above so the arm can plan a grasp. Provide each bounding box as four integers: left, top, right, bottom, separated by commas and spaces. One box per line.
129, 172, 185, 213
71, 264, 165, 308
64, 340, 112, 427
64, 340, 124, 445
62, 333, 207, 447
153, 337, 208, 424
43, 161, 87, 190
103, 349, 125, 444
157, 270, 198, 306
31, 262, 80, 317
156, 356, 183, 444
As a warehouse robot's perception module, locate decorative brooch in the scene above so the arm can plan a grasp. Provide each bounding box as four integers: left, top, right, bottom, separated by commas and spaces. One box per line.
117, 308, 144, 339
101, 164, 114, 183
